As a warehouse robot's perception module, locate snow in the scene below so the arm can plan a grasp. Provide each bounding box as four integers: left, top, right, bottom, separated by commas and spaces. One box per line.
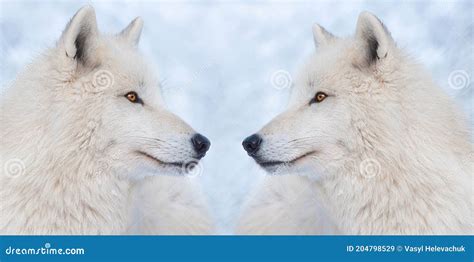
1, 0, 472, 233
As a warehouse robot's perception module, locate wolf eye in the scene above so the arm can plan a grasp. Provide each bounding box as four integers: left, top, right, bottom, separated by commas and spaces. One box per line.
310, 92, 328, 104
124, 91, 143, 105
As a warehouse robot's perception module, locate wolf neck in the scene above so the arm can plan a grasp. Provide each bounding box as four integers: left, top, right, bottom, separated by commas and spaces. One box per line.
316, 134, 471, 234
2, 150, 131, 234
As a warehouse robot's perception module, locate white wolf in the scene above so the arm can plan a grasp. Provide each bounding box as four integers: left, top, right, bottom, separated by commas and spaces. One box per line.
238, 12, 472, 234
0, 6, 213, 234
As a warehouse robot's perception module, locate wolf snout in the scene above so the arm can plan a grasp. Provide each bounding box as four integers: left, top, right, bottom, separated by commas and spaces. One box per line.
242, 134, 262, 155
191, 133, 211, 158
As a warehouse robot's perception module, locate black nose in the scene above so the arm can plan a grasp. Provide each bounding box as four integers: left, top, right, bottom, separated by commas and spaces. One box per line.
242, 134, 262, 155
191, 133, 211, 158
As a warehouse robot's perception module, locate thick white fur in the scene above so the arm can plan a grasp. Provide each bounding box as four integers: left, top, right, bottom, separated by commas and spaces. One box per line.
128, 176, 213, 234
237, 12, 473, 235
236, 175, 338, 234
0, 6, 213, 234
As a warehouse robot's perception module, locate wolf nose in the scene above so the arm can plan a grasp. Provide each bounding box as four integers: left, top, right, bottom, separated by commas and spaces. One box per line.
242, 134, 262, 155
191, 133, 211, 158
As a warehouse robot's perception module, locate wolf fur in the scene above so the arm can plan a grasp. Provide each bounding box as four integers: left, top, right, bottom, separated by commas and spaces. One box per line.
0, 6, 213, 234
237, 12, 472, 234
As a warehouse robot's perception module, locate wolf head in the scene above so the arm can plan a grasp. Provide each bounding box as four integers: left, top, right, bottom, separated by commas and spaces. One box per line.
1, 6, 210, 180
243, 12, 467, 178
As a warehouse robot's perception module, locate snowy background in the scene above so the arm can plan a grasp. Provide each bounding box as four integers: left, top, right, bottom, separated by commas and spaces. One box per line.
1, 0, 472, 233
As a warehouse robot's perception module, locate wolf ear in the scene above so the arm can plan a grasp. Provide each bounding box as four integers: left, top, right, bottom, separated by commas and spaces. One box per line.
60, 6, 99, 66
355, 12, 394, 66
118, 17, 144, 46
312, 24, 336, 48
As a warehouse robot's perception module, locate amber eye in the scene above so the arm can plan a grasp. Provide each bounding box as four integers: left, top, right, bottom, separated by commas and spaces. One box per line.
314, 92, 328, 103
124, 91, 143, 105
